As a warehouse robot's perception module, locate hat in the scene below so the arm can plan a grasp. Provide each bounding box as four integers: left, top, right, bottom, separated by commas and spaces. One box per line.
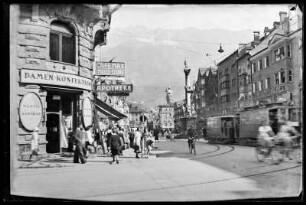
34, 127, 39, 131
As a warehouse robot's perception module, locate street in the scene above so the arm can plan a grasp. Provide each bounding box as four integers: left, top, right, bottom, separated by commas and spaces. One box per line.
11, 139, 302, 201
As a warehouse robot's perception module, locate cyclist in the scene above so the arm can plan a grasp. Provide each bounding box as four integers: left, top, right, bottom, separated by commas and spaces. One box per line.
275, 120, 300, 160
257, 120, 275, 157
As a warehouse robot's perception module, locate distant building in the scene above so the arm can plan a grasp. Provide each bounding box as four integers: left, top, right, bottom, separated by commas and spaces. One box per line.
158, 86, 175, 131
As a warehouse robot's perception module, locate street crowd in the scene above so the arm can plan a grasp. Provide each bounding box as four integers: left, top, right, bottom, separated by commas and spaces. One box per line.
60, 124, 160, 164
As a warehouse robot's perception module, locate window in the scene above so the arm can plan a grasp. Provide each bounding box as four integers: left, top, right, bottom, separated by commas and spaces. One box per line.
202, 101, 206, 108
274, 46, 285, 62
290, 92, 293, 101
275, 73, 280, 85
288, 70, 293, 82
252, 83, 256, 92
251, 63, 256, 73
266, 56, 269, 67
201, 90, 204, 96
201, 79, 205, 85
232, 78, 236, 86
50, 21, 76, 64
258, 81, 263, 91
265, 78, 271, 89
280, 70, 285, 83
287, 44, 291, 57
225, 68, 229, 75
231, 64, 235, 73
258, 60, 262, 71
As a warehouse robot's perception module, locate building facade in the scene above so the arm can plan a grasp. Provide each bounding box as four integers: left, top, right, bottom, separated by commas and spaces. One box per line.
249, 10, 302, 122
10, 4, 113, 159
217, 50, 239, 115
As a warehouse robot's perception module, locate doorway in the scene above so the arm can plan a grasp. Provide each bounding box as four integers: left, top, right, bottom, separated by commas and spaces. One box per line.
46, 113, 60, 153
46, 90, 78, 153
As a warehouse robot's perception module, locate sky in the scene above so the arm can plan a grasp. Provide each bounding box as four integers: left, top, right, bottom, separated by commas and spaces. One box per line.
110, 4, 293, 32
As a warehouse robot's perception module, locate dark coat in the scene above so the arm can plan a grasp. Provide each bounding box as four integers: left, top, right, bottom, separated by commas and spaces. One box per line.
108, 134, 122, 155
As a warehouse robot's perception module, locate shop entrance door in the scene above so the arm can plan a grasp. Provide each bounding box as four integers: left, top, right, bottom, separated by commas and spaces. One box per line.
46, 113, 60, 153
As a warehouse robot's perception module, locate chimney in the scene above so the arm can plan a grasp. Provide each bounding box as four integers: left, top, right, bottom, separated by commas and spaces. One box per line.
239, 43, 247, 48
273, 21, 280, 29
279, 11, 287, 23
253, 31, 260, 42
264, 27, 270, 36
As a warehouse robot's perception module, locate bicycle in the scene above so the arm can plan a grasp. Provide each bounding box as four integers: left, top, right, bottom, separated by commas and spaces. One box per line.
256, 136, 301, 164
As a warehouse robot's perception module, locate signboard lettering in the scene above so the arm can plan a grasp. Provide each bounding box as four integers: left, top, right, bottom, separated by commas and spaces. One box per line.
19, 92, 43, 131
20, 69, 92, 91
97, 84, 133, 93
95, 62, 126, 77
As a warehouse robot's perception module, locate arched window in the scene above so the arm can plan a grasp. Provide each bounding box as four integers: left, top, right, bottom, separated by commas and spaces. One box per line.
50, 21, 76, 64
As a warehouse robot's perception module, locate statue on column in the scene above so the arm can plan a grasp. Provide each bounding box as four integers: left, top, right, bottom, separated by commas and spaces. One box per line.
166, 86, 173, 105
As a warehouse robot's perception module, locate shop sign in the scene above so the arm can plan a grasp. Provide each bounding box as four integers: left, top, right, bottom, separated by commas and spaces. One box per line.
95, 62, 126, 77
82, 97, 92, 129
97, 84, 133, 93
20, 69, 92, 91
19, 92, 43, 131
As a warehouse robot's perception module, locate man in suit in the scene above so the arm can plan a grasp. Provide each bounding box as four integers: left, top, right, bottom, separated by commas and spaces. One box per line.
73, 125, 87, 164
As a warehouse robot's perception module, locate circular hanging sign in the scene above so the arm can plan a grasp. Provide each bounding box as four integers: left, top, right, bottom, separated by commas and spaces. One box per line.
82, 97, 92, 129
19, 92, 43, 131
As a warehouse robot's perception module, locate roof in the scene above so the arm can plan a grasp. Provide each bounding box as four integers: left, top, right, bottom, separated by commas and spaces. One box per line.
249, 26, 286, 58
217, 50, 238, 66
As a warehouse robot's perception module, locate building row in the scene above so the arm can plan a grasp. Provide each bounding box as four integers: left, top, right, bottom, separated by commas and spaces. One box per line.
175, 9, 303, 137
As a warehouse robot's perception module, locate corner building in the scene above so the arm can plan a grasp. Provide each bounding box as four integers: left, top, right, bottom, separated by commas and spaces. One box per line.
10, 4, 112, 159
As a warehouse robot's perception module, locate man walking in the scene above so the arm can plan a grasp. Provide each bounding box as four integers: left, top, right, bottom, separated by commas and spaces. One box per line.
73, 125, 87, 164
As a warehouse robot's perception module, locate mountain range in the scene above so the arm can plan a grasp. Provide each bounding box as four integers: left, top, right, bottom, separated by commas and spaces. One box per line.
99, 26, 255, 108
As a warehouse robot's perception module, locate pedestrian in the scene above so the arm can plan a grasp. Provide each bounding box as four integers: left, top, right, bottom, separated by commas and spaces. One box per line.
257, 120, 275, 157
275, 120, 300, 160
129, 128, 135, 148
67, 128, 74, 155
73, 125, 87, 164
134, 128, 142, 158
141, 128, 149, 158
154, 129, 159, 143
106, 126, 113, 154
117, 126, 126, 156
146, 132, 155, 155
29, 127, 39, 161
107, 127, 123, 164
187, 127, 196, 154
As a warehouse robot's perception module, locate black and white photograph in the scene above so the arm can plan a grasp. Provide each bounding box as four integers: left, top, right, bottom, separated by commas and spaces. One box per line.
6, 3, 303, 202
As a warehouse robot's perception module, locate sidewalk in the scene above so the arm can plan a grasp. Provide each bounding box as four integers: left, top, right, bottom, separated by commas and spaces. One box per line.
17, 147, 157, 169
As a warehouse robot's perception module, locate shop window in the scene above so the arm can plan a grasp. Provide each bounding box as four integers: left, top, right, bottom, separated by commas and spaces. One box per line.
50, 21, 76, 64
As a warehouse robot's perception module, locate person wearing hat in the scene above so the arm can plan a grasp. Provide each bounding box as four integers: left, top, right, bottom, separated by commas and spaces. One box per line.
29, 127, 39, 160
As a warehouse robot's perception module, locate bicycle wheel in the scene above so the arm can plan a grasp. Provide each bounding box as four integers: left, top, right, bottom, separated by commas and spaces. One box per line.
270, 146, 283, 164
255, 146, 266, 162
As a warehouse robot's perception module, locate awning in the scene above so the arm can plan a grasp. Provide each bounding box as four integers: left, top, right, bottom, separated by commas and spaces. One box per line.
94, 96, 127, 120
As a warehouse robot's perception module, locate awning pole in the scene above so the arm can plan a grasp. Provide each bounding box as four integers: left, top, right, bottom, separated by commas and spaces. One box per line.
93, 78, 106, 154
